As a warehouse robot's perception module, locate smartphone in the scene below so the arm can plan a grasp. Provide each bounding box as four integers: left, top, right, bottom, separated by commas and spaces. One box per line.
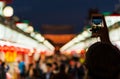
90, 14, 104, 32
91, 14, 104, 26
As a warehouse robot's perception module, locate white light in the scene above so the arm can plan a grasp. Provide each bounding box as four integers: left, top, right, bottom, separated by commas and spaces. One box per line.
16, 23, 28, 31
60, 41, 74, 52
60, 31, 90, 52
34, 33, 45, 42
30, 32, 36, 37
3, 6, 14, 17
77, 34, 85, 41
43, 40, 55, 51
35, 34, 42, 41
82, 31, 91, 38
65, 42, 85, 52
39, 36, 45, 42
72, 37, 79, 43
26, 26, 34, 33
105, 16, 120, 27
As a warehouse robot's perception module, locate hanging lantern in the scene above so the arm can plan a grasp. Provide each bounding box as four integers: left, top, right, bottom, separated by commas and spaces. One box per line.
16, 47, 21, 54
22, 48, 29, 54
9, 46, 15, 52
3, 45, 9, 53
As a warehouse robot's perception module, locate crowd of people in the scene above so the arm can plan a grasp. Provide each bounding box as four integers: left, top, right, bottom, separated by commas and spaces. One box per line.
0, 54, 86, 79
21, 54, 86, 79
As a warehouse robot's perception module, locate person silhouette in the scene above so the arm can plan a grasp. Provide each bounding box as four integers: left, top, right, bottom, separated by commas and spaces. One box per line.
85, 14, 120, 79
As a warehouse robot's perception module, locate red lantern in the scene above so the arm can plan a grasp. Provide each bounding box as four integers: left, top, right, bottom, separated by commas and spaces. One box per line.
16, 47, 21, 54
22, 48, 29, 54
41, 51, 46, 55
3, 45, 9, 53
9, 46, 15, 52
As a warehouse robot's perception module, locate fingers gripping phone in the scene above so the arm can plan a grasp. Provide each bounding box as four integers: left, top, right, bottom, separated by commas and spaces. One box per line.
90, 14, 104, 33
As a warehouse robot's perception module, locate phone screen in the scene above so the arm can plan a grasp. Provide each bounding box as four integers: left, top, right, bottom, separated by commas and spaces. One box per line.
91, 16, 103, 27
90, 15, 104, 33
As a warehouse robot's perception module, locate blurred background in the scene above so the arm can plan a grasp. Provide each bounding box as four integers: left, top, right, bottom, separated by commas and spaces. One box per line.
0, 0, 120, 79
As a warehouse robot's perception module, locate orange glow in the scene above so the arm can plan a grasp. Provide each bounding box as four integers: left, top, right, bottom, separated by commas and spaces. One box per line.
44, 34, 76, 44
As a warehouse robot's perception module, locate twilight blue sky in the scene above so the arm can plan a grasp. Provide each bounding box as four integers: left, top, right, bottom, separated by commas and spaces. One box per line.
9, 0, 119, 34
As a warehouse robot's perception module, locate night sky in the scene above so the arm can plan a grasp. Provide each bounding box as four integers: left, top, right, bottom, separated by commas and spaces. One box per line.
9, 0, 119, 34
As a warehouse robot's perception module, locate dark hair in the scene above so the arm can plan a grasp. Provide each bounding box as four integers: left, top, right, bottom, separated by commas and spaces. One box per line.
59, 64, 66, 72
46, 63, 52, 67
85, 42, 120, 79
1, 62, 5, 67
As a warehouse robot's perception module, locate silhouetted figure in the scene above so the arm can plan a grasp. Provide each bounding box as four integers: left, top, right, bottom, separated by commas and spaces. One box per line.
33, 59, 43, 79
52, 64, 69, 79
85, 14, 120, 79
42, 63, 54, 79
25, 64, 34, 79
68, 57, 85, 79
18, 60, 26, 79
52, 62, 59, 74
0, 60, 6, 79
85, 42, 120, 79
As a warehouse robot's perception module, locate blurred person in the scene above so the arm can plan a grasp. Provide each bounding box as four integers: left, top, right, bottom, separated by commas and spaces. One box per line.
60, 55, 69, 65
0, 60, 11, 79
2, 62, 11, 79
2, 62, 10, 73
18, 60, 26, 79
52, 64, 69, 79
85, 14, 120, 79
33, 60, 43, 79
39, 58, 47, 73
67, 57, 85, 79
52, 62, 59, 74
76, 61, 85, 79
25, 63, 34, 79
13, 62, 20, 79
42, 63, 54, 79
0, 60, 6, 79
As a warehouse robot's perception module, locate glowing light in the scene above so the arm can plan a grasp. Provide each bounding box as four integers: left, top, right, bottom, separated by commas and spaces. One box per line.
26, 26, 34, 33
3, 6, 14, 17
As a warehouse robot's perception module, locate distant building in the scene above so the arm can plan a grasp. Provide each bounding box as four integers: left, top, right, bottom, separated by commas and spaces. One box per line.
41, 24, 76, 53
41, 24, 75, 34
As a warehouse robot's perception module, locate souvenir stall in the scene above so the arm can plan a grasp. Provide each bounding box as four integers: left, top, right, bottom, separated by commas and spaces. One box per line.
0, 22, 55, 76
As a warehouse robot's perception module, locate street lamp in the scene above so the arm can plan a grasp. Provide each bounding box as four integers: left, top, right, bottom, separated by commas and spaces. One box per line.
3, 6, 14, 17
